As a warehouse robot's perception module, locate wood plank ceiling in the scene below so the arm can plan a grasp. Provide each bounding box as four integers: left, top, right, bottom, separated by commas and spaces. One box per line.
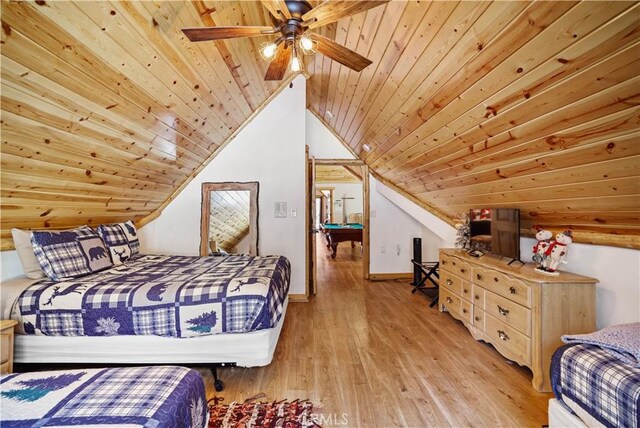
1, 1, 639, 250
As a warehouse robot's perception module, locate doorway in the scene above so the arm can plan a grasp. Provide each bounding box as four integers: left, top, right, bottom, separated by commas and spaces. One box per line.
305, 158, 370, 296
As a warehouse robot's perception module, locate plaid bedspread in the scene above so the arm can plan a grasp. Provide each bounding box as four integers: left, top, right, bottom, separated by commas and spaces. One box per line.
1, 366, 207, 427
14, 254, 290, 337
551, 343, 640, 428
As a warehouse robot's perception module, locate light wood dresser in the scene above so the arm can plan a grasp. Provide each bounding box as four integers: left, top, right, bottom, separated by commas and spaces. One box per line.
1, 320, 18, 374
439, 249, 597, 392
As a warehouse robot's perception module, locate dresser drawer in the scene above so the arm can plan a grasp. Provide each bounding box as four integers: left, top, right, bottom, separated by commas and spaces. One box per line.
472, 284, 485, 306
484, 290, 531, 336
473, 267, 531, 308
441, 272, 464, 296
472, 307, 486, 331
460, 299, 473, 324
0, 360, 10, 375
0, 334, 9, 363
485, 314, 531, 365
441, 287, 462, 317
440, 255, 471, 281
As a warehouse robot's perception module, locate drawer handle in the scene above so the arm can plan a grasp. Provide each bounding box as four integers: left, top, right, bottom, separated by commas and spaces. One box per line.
446, 297, 453, 304
509, 286, 516, 294
475, 316, 481, 321
494, 277, 499, 282
497, 330, 510, 341
442, 260, 447, 265
476, 273, 482, 280
497, 305, 509, 316
462, 308, 467, 314
452, 261, 457, 266
474, 294, 480, 300
463, 288, 468, 294
446, 279, 453, 286
460, 268, 466, 273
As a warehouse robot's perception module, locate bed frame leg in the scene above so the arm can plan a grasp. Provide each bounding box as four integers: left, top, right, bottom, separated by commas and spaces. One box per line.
210, 365, 224, 392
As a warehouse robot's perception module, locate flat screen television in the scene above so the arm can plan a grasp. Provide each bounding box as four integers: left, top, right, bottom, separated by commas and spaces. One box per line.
468, 208, 520, 261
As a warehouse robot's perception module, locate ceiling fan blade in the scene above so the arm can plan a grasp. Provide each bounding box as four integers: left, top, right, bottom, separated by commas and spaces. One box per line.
260, 0, 291, 20
182, 26, 273, 42
313, 33, 372, 72
265, 44, 292, 81
303, 1, 389, 30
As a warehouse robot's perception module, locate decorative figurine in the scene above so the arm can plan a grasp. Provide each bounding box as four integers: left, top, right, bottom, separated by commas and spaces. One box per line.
535, 230, 573, 276
531, 226, 553, 267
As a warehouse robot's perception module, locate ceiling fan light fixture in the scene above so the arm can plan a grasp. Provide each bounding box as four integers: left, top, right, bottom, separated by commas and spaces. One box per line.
299, 34, 317, 55
290, 42, 303, 73
260, 41, 279, 61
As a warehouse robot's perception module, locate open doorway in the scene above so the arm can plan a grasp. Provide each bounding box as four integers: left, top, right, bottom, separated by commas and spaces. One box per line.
305, 158, 370, 296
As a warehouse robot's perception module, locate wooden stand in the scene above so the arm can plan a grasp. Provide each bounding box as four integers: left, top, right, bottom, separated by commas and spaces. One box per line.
438, 249, 597, 392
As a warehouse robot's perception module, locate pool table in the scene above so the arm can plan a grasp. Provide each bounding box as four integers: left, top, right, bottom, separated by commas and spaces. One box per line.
320, 223, 363, 259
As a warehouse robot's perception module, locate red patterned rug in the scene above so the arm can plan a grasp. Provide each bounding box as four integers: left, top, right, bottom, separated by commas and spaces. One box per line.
208, 397, 321, 428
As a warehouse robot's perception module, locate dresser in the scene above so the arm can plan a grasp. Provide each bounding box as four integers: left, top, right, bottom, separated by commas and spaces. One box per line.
1, 320, 18, 374
439, 249, 597, 392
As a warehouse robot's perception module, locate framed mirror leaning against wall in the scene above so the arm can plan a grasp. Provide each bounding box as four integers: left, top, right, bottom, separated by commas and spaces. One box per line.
200, 182, 259, 257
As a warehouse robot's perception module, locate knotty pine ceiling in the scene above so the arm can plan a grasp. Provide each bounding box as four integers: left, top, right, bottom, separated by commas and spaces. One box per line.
1, 1, 639, 251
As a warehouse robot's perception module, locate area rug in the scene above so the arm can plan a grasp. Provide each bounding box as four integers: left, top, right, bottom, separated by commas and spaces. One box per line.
208, 396, 321, 428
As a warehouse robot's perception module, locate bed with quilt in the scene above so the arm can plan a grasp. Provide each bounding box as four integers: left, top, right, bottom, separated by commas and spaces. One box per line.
1, 366, 208, 427
549, 323, 640, 428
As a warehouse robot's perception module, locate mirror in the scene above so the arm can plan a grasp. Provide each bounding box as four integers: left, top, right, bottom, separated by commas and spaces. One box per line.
200, 182, 259, 256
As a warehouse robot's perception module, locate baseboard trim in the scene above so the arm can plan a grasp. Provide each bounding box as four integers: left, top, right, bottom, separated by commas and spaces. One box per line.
288, 293, 309, 303
369, 273, 413, 281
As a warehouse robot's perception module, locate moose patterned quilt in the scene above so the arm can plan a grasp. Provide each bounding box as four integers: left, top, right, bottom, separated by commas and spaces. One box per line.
12, 254, 290, 337
1, 366, 208, 427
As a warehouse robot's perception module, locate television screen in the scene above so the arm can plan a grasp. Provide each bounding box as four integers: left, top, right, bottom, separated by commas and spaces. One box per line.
469, 208, 520, 260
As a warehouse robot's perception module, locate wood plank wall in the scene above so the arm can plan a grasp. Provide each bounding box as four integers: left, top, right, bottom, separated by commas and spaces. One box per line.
0, 0, 282, 250
1, 1, 639, 251
307, 1, 640, 249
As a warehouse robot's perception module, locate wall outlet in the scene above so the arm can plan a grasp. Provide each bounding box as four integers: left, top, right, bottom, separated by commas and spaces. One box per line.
381, 245, 386, 254
396, 245, 401, 256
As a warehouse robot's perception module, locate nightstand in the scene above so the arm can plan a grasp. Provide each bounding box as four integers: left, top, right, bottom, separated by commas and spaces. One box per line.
1, 320, 18, 374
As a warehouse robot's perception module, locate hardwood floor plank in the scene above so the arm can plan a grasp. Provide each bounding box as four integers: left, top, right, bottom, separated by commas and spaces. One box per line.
198, 239, 552, 426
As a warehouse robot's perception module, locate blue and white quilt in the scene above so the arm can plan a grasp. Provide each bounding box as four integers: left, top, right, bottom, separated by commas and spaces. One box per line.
551, 343, 640, 428
1, 366, 207, 427
13, 254, 290, 338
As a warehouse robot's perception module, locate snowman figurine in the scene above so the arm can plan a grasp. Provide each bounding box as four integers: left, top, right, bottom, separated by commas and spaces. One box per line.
531, 226, 553, 267
536, 230, 573, 276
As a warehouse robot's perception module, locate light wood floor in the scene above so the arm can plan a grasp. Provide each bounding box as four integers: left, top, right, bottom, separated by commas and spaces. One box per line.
200, 241, 552, 427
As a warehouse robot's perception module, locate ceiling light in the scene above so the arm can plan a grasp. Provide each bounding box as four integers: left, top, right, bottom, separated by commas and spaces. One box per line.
326, 111, 334, 119
290, 43, 303, 73
299, 34, 317, 55
260, 41, 278, 61
363, 144, 371, 152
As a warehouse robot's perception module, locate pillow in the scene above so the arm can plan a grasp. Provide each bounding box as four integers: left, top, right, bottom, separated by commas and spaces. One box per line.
97, 220, 140, 265
31, 226, 113, 281
10, 228, 46, 279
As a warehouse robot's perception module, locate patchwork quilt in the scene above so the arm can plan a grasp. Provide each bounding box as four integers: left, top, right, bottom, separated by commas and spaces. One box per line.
551, 343, 640, 428
1, 366, 208, 427
13, 254, 291, 338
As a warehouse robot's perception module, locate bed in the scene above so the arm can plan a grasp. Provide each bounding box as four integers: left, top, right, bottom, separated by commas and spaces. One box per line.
1, 366, 208, 427
549, 325, 640, 428
1, 254, 291, 370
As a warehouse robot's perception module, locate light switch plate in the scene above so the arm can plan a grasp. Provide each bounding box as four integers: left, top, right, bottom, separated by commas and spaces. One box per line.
275, 202, 287, 218
290, 208, 297, 218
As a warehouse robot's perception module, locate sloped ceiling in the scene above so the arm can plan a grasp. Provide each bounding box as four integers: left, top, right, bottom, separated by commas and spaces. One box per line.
1, 1, 639, 250
316, 165, 360, 183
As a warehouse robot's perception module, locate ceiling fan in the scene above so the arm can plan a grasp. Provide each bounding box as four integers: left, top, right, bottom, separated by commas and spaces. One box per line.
182, 0, 389, 81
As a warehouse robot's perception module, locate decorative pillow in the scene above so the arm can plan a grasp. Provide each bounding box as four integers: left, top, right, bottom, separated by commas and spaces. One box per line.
11, 228, 46, 279
30, 227, 113, 281
97, 220, 140, 265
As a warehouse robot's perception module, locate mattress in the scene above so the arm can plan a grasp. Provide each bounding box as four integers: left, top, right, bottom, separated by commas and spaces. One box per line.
551, 343, 640, 428
0, 366, 207, 427
11, 254, 290, 338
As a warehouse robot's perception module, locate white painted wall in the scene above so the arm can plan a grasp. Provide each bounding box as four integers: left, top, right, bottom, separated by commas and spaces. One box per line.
322, 182, 363, 223
1, 250, 23, 282
306, 112, 355, 159
139, 75, 307, 295
520, 238, 640, 328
